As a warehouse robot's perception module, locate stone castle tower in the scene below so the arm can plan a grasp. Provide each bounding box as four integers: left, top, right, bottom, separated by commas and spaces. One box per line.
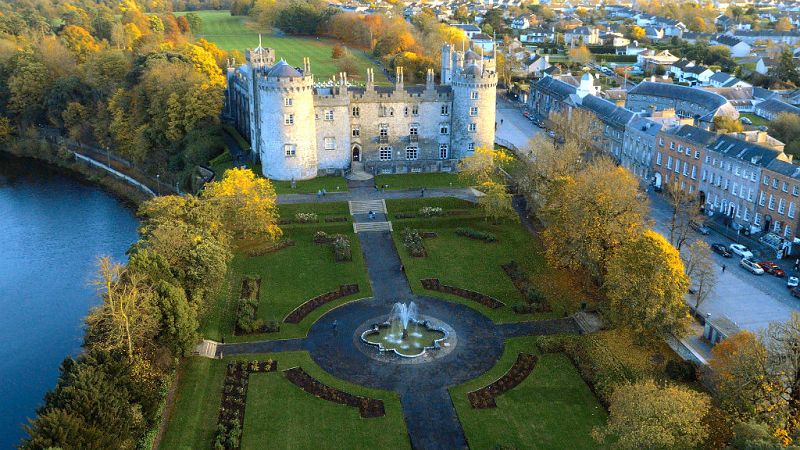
226, 39, 497, 181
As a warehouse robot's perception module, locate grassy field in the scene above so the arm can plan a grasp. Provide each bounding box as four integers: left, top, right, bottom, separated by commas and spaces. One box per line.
387, 199, 591, 323
741, 112, 769, 127
160, 352, 409, 450
375, 172, 472, 190
199, 202, 369, 341
181, 10, 389, 84
450, 336, 607, 449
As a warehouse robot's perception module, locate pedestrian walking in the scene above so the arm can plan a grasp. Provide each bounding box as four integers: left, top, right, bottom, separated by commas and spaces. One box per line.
368, 210, 374, 220
500, 118, 504, 125
400, 264, 405, 273
322, 188, 327, 196
420, 187, 426, 197
221, 335, 225, 344
795, 258, 799, 271
332, 320, 338, 335
722, 264, 726, 273
316, 189, 322, 199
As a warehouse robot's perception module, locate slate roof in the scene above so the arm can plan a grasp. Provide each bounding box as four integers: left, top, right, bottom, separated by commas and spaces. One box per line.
710, 72, 734, 83
580, 94, 637, 128
671, 124, 718, 146
627, 116, 662, 136
709, 134, 784, 167
756, 98, 800, 116
268, 60, 303, 78
715, 34, 745, 47
534, 76, 576, 101
766, 159, 800, 179
629, 81, 729, 111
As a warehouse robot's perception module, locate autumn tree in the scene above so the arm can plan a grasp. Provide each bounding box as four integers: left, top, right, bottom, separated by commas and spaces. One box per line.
85, 257, 158, 362
0, 116, 11, 142
605, 229, 690, 338
684, 240, 718, 311
548, 107, 603, 155
458, 146, 513, 184
664, 180, 702, 250
765, 312, 800, 433
769, 112, 800, 156
152, 280, 198, 356
60, 25, 101, 61
202, 167, 282, 241
626, 25, 646, 42
540, 158, 647, 284
568, 45, 593, 65
710, 331, 780, 425
776, 17, 794, 32
714, 115, 744, 133
518, 133, 583, 211
594, 379, 711, 449
477, 180, 514, 223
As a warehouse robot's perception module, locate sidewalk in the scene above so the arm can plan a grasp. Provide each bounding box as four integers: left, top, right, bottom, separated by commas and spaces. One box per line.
277, 186, 482, 204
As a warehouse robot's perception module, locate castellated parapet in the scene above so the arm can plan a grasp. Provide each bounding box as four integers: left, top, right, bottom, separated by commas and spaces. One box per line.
225, 43, 497, 180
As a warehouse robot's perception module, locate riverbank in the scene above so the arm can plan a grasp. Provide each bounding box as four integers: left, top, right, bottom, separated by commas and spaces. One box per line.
2, 138, 151, 208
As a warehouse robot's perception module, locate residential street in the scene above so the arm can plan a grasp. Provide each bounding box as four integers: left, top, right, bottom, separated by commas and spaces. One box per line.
496, 96, 799, 334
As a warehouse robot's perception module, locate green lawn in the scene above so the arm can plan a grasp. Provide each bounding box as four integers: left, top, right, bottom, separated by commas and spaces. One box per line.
181, 11, 389, 84
160, 352, 409, 450
740, 112, 769, 127
450, 337, 606, 449
242, 352, 409, 449
388, 200, 590, 323
209, 150, 348, 194
374, 172, 472, 190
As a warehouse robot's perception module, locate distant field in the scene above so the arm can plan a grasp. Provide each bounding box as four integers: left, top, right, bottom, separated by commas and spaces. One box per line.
179, 10, 389, 84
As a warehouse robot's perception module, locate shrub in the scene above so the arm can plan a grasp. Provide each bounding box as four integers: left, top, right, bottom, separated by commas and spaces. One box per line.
295, 212, 318, 223
333, 235, 352, 262
313, 231, 331, 243
456, 227, 497, 242
402, 228, 426, 257
526, 287, 545, 304
536, 335, 577, 354
418, 206, 443, 217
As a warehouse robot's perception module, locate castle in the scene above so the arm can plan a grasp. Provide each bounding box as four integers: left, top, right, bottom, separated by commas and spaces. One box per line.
225, 41, 497, 180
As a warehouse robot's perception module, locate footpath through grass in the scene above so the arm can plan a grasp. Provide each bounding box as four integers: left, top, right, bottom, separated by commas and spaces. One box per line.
160, 352, 409, 450
181, 11, 389, 84
374, 172, 472, 190
450, 336, 606, 449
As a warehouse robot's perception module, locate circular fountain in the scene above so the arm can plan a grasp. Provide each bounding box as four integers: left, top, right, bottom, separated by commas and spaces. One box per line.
360, 302, 449, 358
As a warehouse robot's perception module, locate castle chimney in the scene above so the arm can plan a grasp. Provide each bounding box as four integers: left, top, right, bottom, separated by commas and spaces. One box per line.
303, 57, 311, 74
396, 66, 404, 90
426, 68, 434, 90
366, 67, 374, 90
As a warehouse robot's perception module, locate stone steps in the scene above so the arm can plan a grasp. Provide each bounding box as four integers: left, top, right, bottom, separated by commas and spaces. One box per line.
353, 221, 393, 233
349, 199, 387, 215
193, 339, 218, 358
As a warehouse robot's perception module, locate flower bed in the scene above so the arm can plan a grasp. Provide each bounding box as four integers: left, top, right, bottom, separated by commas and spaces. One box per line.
502, 261, 551, 314
455, 227, 497, 242
402, 228, 426, 257
467, 353, 538, 409
215, 360, 278, 449
283, 284, 360, 324
235, 276, 280, 335
420, 231, 438, 238
323, 217, 349, 223
420, 278, 505, 309
283, 367, 385, 418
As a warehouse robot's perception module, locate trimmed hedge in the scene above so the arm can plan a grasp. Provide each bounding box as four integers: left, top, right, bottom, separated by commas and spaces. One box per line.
455, 227, 497, 242
283, 284, 360, 324
421, 278, 505, 309
283, 367, 385, 418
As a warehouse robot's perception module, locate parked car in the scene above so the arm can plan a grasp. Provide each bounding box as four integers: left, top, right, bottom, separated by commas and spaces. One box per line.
791, 286, 800, 298
741, 116, 753, 125
730, 244, 754, 259
689, 220, 710, 235
522, 111, 530, 118
788, 276, 799, 289
740, 258, 765, 275
528, 115, 537, 122
757, 261, 786, 277
711, 243, 732, 257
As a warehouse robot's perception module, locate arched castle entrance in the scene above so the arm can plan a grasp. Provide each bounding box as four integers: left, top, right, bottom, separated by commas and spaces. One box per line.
352, 145, 361, 162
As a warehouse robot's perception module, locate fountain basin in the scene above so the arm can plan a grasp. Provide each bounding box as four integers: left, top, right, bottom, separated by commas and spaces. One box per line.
361, 319, 448, 358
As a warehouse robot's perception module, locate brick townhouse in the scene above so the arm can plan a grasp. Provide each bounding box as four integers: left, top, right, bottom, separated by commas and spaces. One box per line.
757, 159, 800, 240
652, 124, 717, 194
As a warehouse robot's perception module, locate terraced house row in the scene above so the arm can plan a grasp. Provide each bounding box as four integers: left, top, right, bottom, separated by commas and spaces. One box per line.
530, 73, 800, 247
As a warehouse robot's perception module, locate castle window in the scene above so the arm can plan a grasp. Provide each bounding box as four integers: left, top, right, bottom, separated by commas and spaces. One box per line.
379, 146, 392, 161
441, 105, 449, 115
439, 144, 449, 159
412, 105, 419, 116
406, 146, 418, 160
352, 126, 360, 137
284, 114, 294, 125
409, 125, 418, 136
467, 143, 475, 152
404, 107, 409, 116
324, 137, 336, 150
379, 124, 388, 137
324, 110, 334, 121
352, 106, 360, 117
440, 124, 449, 135
468, 123, 477, 132
469, 107, 478, 116
284, 97, 293, 107
471, 91, 479, 100
284, 144, 296, 157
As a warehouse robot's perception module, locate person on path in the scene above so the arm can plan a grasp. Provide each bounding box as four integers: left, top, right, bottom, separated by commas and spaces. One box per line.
316, 190, 322, 199
322, 188, 327, 196
421, 187, 425, 197
332, 320, 338, 334
795, 258, 799, 272
368, 210, 374, 220
500, 118, 504, 125
722, 264, 726, 273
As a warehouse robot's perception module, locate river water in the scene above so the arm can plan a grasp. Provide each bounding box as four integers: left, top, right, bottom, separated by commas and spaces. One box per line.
0, 153, 139, 448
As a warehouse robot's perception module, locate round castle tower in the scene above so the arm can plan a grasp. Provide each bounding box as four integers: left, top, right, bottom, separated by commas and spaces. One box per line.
257, 60, 318, 180
450, 49, 497, 159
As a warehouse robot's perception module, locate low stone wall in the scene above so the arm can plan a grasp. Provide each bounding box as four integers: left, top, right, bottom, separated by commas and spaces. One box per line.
283, 367, 385, 418
283, 284, 360, 324
467, 353, 538, 408
421, 278, 505, 309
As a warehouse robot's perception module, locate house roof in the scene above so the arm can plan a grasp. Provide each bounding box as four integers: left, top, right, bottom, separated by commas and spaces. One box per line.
756, 98, 800, 116
671, 124, 718, 146
710, 72, 734, 83
714, 34, 745, 47
580, 94, 637, 127
766, 159, 800, 179
268, 60, 303, 78
627, 116, 663, 136
709, 134, 784, 167
534, 76, 576, 101
628, 81, 730, 112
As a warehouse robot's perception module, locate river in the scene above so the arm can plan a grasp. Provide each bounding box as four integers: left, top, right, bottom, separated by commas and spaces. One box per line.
0, 153, 139, 448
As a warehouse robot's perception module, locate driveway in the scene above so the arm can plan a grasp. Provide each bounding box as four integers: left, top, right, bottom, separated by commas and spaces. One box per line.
495, 96, 543, 151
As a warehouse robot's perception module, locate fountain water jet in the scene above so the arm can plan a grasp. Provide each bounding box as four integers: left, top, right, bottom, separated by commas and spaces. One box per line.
360, 302, 448, 358
389, 302, 418, 339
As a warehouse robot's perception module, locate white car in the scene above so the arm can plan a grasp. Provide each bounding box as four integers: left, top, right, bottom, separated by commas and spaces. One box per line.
740, 258, 765, 275
729, 244, 754, 259
788, 276, 799, 289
